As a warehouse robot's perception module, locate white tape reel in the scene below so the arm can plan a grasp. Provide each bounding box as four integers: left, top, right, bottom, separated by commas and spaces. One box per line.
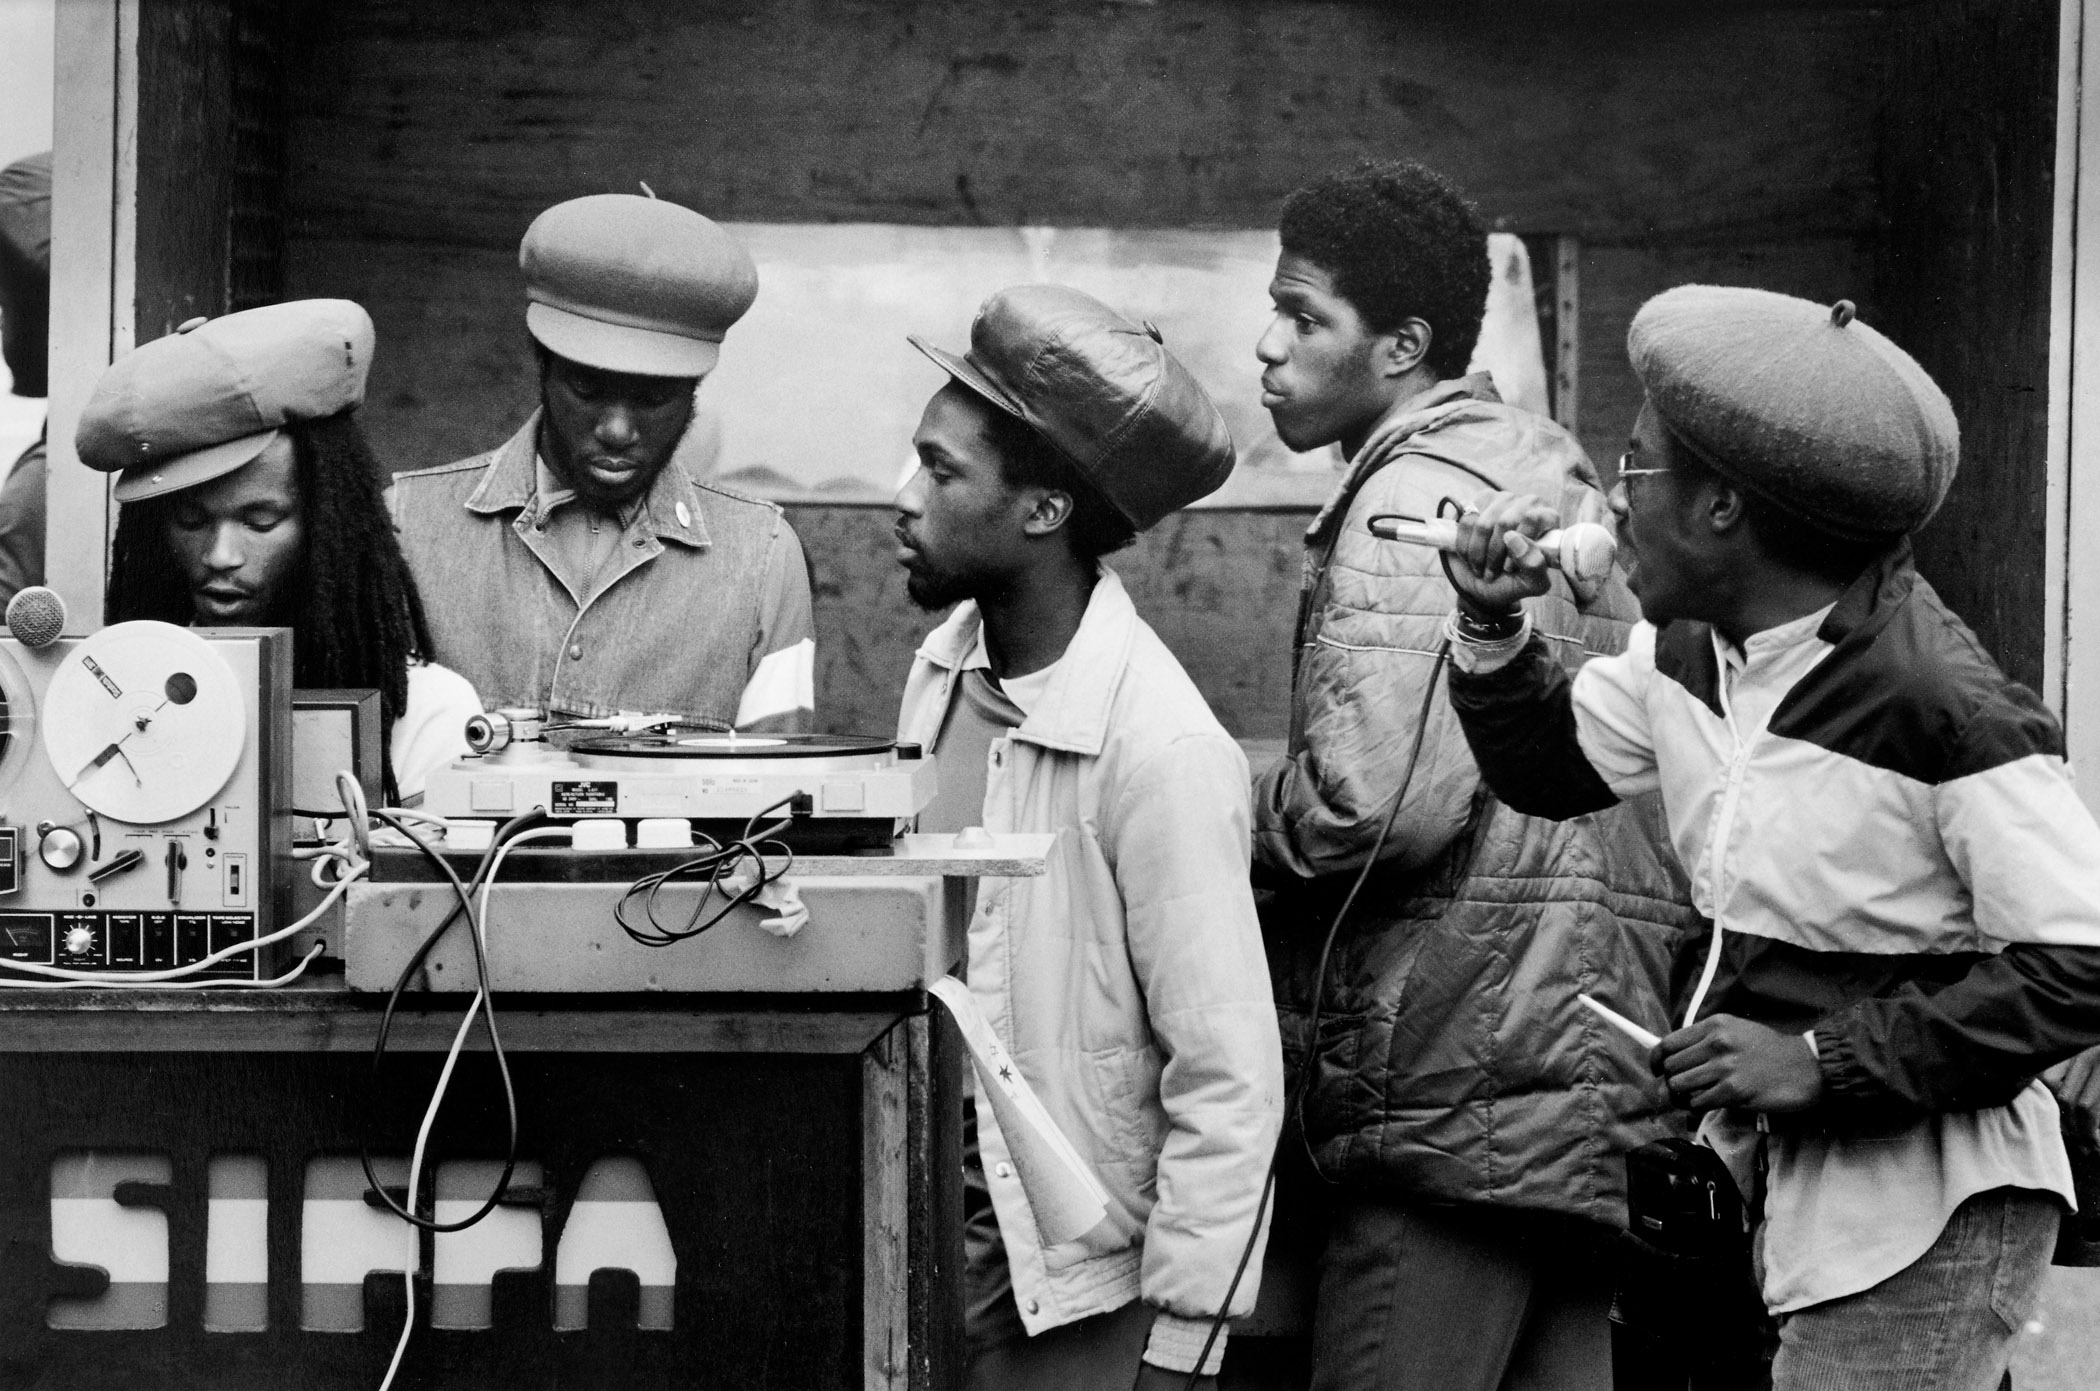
42, 622, 247, 824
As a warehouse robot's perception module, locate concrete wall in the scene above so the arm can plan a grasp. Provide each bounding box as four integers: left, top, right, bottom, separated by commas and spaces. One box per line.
278, 0, 1897, 734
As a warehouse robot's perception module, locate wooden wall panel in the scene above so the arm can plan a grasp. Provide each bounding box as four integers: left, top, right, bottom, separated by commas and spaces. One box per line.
282, 1, 1884, 244
133, 0, 236, 342
1875, 0, 2059, 691
276, 0, 1903, 728
1577, 237, 1876, 468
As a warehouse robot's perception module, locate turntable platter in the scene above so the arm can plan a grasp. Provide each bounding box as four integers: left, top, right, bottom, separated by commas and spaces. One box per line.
569, 732, 897, 760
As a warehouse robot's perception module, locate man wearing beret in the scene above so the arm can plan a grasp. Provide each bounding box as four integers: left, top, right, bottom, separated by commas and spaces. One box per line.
1443, 285, 2100, 1390
1249, 159, 1689, 1391
392, 193, 814, 731
77, 299, 478, 802
895, 285, 1282, 1389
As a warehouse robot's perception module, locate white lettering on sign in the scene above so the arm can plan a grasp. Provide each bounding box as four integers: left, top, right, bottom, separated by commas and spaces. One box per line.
553, 1157, 677, 1331
433, 1159, 545, 1330
48, 1151, 171, 1330
47, 1151, 676, 1333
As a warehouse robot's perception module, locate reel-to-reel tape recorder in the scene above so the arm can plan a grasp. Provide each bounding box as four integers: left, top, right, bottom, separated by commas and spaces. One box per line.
0, 612, 291, 981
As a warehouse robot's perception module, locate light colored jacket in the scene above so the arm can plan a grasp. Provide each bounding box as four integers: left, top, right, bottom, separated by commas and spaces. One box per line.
898, 569, 1284, 1367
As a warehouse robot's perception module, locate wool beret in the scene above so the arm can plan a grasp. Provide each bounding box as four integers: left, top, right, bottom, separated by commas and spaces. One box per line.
910, 285, 1236, 532
76, 298, 374, 503
522, 193, 758, 379
1627, 286, 1958, 539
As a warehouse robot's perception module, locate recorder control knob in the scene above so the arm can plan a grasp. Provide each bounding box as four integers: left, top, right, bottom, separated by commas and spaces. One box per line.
38, 824, 84, 872
63, 925, 95, 956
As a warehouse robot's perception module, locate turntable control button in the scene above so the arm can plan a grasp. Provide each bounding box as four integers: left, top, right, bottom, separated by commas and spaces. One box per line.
469, 777, 516, 813
820, 781, 866, 813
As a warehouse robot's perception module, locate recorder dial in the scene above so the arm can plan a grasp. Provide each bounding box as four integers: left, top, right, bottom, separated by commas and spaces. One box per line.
41, 622, 247, 825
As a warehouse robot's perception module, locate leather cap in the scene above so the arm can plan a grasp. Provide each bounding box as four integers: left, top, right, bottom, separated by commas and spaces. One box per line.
522, 193, 758, 378
910, 284, 1235, 530
76, 298, 374, 503
1629, 285, 1959, 539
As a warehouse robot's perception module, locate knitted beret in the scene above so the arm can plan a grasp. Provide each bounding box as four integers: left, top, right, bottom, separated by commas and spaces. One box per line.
1627, 286, 1959, 539
522, 192, 757, 379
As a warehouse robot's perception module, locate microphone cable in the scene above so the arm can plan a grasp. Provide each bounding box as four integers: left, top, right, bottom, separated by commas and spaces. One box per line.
1177, 639, 1451, 1389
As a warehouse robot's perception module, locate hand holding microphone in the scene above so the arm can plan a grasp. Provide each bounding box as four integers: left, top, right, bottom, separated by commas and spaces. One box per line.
1369, 493, 1611, 615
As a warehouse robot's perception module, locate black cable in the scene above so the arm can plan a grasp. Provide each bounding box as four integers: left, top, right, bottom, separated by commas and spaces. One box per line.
1175, 641, 1451, 1389
615, 796, 796, 948
1178, 490, 1490, 1383
360, 808, 547, 1233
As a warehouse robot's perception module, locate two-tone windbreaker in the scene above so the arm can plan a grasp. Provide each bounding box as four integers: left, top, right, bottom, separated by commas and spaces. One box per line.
1448, 544, 2100, 1311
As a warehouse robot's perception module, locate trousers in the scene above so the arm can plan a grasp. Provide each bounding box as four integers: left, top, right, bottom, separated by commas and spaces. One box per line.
1769, 1186, 2057, 1391
1308, 1194, 1617, 1391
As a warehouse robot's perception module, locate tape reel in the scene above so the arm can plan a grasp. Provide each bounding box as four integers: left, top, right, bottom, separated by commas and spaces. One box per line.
41, 622, 247, 824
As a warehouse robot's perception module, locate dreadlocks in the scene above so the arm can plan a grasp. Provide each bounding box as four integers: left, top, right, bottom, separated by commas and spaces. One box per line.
107, 411, 437, 801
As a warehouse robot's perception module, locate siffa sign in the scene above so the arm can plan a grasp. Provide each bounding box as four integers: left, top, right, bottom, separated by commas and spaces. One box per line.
49, 1151, 676, 1333
1, 1042, 889, 1390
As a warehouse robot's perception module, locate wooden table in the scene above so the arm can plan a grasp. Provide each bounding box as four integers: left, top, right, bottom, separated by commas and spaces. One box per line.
0, 838, 1050, 1390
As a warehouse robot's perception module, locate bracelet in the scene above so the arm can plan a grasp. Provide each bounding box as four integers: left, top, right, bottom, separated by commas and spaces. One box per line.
1454, 606, 1524, 643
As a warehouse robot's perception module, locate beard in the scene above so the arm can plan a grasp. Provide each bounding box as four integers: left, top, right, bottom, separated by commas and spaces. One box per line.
904, 562, 974, 612
903, 558, 1013, 613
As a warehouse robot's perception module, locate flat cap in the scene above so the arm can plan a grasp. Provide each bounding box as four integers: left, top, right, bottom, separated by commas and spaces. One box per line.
910, 285, 1235, 531
1629, 285, 1959, 539
522, 193, 758, 379
76, 298, 374, 503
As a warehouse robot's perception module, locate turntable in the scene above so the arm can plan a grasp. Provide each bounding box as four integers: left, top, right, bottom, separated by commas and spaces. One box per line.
420, 709, 938, 852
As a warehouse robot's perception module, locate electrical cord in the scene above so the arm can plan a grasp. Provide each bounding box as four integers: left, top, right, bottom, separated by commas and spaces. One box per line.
1176, 493, 1494, 1384
375, 822, 567, 1391
0, 941, 329, 990
0, 863, 365, 985
1174, 639, 1452, 1388
615, 795, 796, 948
359, 806, 547, 1234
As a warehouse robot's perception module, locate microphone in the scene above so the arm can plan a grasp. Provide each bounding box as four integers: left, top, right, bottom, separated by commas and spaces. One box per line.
6, 586, 68, 648
1367, 515, 1617, 588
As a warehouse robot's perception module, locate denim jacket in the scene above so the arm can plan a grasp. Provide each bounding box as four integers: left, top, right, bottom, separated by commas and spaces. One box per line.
390, 412, 812, 729
897, 569, 1284, 1372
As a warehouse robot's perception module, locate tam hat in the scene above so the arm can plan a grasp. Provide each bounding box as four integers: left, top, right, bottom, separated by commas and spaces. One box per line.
1628, 285, 1959, 540
76, 298, 375, 503
910, 284, 1235, 531
521, 192, 758, 378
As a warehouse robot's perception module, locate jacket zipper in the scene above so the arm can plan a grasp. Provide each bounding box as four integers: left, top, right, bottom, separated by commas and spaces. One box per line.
1685, 649, 1754, 1028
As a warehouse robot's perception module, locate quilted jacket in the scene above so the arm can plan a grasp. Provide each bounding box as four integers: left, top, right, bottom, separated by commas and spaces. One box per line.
1252, 375, 1699, 1226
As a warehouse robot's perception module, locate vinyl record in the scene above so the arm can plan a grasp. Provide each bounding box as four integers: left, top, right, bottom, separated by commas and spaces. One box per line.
568, 731, 896, 760
41, 622, 247, 824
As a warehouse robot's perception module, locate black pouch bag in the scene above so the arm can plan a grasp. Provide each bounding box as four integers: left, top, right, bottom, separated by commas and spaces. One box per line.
1610, 1138, 1772, 1391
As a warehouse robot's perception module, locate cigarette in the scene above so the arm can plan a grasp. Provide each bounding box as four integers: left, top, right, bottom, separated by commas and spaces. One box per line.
1578, 992, 1662, 1050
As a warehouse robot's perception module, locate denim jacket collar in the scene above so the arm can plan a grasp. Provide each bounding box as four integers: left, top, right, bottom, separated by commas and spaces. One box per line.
463, 409, 714, 551
912, 566, 1140, 758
